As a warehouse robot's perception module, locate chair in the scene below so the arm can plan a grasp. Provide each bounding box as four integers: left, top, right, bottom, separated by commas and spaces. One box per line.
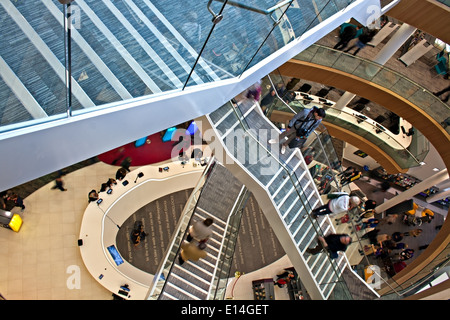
434, 58, 448, 77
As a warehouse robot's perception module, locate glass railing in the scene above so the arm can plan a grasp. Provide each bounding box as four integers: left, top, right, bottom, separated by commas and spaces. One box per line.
293, 44, 450, 135
225, 99, 354, 299
257, 74, 407, 298
261, 73, 350, 190
291, 101, 427, 169
147, 156, 216, 300
209, 186, 251, 300
379, 242, 450, 299
436, 0, 450, 8
0, 0, 356, 132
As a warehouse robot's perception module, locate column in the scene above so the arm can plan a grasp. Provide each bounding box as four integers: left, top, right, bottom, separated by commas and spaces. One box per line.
375, 169, 449, 213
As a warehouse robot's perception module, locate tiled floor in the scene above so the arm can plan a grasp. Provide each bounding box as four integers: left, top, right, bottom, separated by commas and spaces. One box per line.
0, 162, 116, 300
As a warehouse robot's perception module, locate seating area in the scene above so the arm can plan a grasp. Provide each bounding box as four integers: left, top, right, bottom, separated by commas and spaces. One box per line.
434, 50, 449, 77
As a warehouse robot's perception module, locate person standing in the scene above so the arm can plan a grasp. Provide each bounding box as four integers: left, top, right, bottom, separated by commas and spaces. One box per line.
8, 193, 25, 211
116, 167, 127, 181
268, 107, 326, 154
88, 189, 99, 203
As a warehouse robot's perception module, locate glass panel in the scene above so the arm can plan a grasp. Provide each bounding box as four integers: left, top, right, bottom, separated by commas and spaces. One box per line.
0, 1, 68, 129
291, 44, 450, 134
0, 0, 359, 132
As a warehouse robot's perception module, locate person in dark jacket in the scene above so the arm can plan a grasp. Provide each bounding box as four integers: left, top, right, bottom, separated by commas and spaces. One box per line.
344, 28, 377, 56
306, 233, 352, 259
268, 107, 326, 154
333, 23, 362, 50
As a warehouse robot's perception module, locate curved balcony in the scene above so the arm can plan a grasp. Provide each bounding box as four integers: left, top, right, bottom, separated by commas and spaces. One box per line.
267, 90, 428, 173
278, 44, 450, 296
278, 44, 450, 172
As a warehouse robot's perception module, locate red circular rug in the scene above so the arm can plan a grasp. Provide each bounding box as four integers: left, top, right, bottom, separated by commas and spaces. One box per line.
98, 131, 191, 167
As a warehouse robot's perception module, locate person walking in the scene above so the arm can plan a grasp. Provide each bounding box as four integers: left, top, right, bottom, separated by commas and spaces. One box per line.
51, 176, 67, 191
186, 218, 214, 244
333, 23, 362, 51
434, 85, 450, 103
121, 157, 132, 172
268, 106, 326, 154
344, 28, 377, 56
306, 233, 352, 259
51, 170, 67, 191
310, 192, 361, 218
178, 241, 207, 265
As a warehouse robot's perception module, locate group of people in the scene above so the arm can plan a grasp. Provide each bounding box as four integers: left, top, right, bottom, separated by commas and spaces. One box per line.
88, 158, 132, 203
273, 269, 295, 288
360, 228, 422, 265
131, 221, 147, 248
0, 190, 26, 211
302, 191, 363, 258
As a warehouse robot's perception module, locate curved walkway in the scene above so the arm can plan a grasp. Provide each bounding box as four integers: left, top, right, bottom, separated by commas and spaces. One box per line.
278, 43, 450, 292
279, 50, 450, 171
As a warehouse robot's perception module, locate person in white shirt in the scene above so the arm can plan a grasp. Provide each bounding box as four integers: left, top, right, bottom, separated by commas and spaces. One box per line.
186, 218, 214, 244
311, 193, 361, 218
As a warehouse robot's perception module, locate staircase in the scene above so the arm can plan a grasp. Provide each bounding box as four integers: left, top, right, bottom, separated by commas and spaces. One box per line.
158, 163, 245, 300
204, 99, 350, 300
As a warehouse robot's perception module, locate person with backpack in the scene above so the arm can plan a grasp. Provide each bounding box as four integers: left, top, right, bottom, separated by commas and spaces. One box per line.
268, 106, 326, 154
310, 192, 361, 218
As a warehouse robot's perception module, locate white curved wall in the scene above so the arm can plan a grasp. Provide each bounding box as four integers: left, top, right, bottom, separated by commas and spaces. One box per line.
79, 161, 204, 299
